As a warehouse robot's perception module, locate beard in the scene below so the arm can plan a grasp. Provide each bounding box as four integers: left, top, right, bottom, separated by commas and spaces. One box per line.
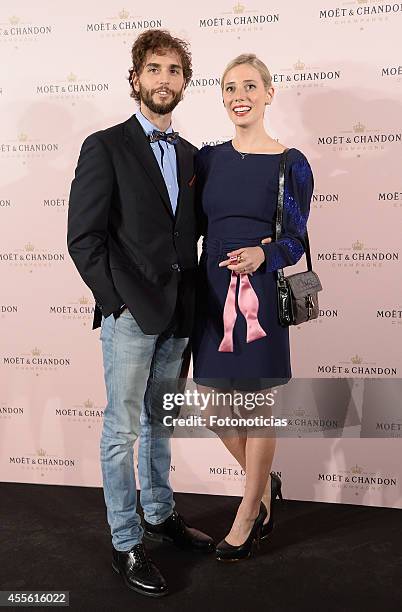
139, 83, 182, 115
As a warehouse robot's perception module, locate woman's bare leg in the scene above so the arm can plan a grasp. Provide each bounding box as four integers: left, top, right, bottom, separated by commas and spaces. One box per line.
196, 385, 276, 543
224, 389, 276, 545
196, 385, 247, 467
219, 433, 247, 473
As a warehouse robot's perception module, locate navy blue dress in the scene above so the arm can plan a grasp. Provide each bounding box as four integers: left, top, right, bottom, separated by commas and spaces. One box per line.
192, 141, 314, 391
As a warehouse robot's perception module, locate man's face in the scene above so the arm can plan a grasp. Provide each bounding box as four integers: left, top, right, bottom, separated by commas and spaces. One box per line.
133, 49, 185, 115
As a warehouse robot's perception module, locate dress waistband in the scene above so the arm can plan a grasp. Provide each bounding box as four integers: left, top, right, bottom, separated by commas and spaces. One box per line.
202, 236, 269, 258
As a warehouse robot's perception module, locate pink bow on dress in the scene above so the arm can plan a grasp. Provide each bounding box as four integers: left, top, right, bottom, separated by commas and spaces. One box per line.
218, 270, 267, 352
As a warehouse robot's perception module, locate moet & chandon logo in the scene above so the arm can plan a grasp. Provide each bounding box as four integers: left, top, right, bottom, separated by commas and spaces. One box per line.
36, 73, 110, 99
199, 3, 279, 33
209, 462, 246, 482
209, 466, 282, 483
273, 59, 341, 91
317, 122, 401, 153
375, 418, 402, 437
56, 399, 104, 425
316, 240, 399, 271
187, 74, 221, 96
319, 0, 402, 26
0, 133, 59, 157
376, 307, 402, 326
0, 243, 66, 270
318, 464, 397, 495
49, 296, 95, 325
281, 406, 340, 435
43, 194, 68, 213
0, 401, 24, 420
317, 354, 397, 376
9, 448, 76, 471
378, 189, 402, 208
1, 304, 18, 318
2, 347, 72, 372
312, 190, 341, 209
0, 15, 52, 41
381, 64, 402, 83
86, 8, 162, 37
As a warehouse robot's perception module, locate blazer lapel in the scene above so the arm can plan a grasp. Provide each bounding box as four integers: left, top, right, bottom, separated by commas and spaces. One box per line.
174, 137, 193, 224
123, 114, 173, 218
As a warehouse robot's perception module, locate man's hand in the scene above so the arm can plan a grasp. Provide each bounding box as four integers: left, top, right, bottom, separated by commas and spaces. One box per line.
218, 237, 272, 274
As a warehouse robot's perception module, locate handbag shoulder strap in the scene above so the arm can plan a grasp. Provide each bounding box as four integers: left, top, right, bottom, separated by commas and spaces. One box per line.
275, 148, 313, 272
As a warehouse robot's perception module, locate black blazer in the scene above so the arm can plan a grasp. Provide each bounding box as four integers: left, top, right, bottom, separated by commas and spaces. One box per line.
67, 114, 198, 336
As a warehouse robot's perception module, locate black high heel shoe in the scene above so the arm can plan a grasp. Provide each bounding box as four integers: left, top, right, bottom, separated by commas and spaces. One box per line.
261, 472, 283, 540
215, 503, 267, 562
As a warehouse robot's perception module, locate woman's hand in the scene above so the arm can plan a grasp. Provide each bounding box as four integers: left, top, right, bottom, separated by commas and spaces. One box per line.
218, 237, 272, 274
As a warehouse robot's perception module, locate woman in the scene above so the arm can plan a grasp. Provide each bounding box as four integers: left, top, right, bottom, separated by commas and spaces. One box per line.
192, 54, 314, 561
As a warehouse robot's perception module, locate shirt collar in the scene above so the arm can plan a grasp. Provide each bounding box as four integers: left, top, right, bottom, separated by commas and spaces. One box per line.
135, 110, 173, 137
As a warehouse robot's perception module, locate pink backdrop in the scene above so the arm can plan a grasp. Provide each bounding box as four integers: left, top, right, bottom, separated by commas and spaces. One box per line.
1, 0, 401, 508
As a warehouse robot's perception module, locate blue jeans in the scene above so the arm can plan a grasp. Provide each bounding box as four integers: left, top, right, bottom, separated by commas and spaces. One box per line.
99, 309, 188, 552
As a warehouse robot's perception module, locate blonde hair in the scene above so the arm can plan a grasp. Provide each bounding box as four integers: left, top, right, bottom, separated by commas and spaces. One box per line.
221, 53, 272, 92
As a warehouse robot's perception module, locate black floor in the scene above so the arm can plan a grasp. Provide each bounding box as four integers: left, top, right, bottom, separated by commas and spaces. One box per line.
1, 482, 401, 611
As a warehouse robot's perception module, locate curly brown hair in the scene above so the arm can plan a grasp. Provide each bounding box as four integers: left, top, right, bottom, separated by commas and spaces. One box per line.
128, 29, 192, 101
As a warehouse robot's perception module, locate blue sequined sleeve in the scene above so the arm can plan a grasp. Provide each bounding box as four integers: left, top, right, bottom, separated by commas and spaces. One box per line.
261, 152, 314, 271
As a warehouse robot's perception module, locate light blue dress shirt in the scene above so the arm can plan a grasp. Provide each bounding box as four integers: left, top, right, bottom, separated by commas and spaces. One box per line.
135, 110, 179, 216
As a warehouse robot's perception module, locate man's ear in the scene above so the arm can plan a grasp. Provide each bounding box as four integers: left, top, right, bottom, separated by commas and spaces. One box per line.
132, 72, 140, 93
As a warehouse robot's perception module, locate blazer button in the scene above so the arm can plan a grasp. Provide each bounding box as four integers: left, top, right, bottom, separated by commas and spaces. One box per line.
171, 263, 180, 271
174, 231, 179, 237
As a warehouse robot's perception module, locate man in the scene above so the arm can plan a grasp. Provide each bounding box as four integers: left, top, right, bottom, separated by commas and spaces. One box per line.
67, 29, 214, 599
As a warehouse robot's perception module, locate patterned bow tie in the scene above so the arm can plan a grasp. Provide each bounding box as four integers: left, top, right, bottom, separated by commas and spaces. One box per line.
148, 129, 179, 145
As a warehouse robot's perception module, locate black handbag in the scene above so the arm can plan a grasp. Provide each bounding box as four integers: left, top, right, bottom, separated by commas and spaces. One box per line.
275, 149, 322, 326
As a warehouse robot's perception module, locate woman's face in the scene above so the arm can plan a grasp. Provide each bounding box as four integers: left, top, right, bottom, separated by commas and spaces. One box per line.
222, 63, 273, 127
